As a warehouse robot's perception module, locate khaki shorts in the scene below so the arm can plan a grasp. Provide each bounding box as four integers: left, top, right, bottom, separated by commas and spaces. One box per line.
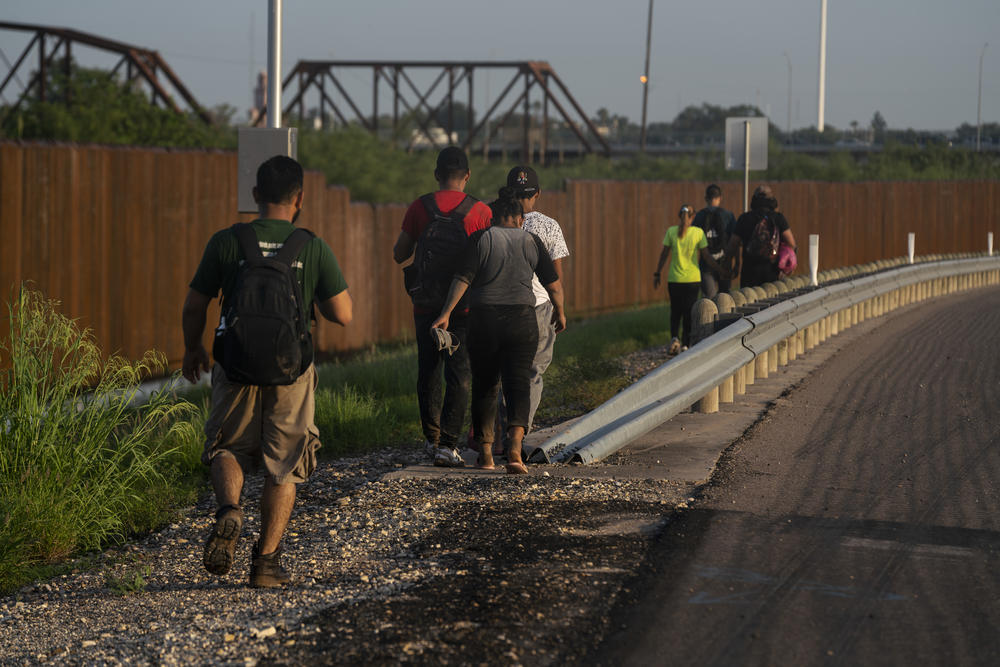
202, 364, 321, 484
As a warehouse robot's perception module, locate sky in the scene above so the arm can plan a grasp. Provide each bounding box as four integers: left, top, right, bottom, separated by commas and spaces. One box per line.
3, 0, 998, 132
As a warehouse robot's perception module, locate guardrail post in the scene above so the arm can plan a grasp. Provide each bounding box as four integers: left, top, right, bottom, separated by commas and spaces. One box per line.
728, 289, 747, 308
693, 299, 720, 413
989, 232, 994, 257
796, 328, 805, 356
907, 232, 915, 264
712, 292, 739, 402
769, 344, 779, 373
755, 348, 769, 379
778, 338, 789, 366
691, 298, 718, 346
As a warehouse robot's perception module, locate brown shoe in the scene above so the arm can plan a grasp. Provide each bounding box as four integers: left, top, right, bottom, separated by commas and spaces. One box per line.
250, 542, 291, 588
204, 505, 243, 575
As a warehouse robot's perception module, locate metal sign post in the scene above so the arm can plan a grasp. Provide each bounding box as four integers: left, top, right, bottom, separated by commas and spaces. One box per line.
725, 117, 768, 213
743, 120, 751, 212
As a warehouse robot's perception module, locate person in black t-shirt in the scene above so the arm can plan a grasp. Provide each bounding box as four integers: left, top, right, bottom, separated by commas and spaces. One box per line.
693, 184, 737, 298
726, 184, 797, 288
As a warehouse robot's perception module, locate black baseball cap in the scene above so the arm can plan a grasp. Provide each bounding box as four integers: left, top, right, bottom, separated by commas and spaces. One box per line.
506, 165, 539, 197
436, 146, 469, 174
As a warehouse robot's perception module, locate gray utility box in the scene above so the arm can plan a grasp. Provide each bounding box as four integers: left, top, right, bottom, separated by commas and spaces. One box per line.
725, 117, 768, 170
237, 127, 298, 213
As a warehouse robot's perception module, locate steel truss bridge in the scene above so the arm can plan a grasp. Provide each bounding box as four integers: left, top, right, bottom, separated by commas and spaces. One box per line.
256, 60, 612, 160
0, 21, 211, 125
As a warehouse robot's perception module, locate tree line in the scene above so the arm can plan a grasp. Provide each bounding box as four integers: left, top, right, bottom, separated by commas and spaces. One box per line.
1, 60, 997, 205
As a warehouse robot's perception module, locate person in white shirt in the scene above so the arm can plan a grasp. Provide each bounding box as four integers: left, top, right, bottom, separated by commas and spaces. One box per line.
505, 166, 570, 433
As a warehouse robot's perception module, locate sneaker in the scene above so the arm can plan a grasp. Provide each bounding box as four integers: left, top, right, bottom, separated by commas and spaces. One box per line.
204, 505, 243, 575
423, 440, 437, 460
433, 446, 465, 468
680, 345, 689, 352
668, 337, 681, 355
249, 542, 290, 588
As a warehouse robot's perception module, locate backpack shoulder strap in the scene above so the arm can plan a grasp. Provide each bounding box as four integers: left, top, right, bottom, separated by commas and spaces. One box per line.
274, 228, 316, 267
233, 222, 262, 260
419, 193, 442, 220
451, 195, 476, 220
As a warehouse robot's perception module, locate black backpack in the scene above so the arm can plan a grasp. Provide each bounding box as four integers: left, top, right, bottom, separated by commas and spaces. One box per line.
404, 194, 475, 310
746, 212, 779, 262
704, 208, 727, 258
213, 223, 315, 386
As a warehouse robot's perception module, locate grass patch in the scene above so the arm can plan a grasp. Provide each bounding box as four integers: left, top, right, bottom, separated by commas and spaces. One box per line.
537, 305, 670, 422
105, 563, 152, 596
0, 286, 206, 594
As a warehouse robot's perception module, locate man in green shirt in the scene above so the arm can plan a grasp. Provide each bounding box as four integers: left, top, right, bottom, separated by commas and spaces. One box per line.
181, 155, 352, 588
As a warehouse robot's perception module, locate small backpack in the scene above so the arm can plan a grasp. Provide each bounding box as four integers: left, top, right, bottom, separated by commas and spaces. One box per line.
405, 194, 475, 309
746, 213, 780, 262
213, 223, 315, 386
704, 208, 727, 259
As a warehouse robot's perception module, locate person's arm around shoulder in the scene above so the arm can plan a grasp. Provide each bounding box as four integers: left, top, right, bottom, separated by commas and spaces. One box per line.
181, 288, 213, 383
531, 233, 567, 333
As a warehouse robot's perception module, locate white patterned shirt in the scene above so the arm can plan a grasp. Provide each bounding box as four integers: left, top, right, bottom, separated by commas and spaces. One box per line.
523, 210, 569, 306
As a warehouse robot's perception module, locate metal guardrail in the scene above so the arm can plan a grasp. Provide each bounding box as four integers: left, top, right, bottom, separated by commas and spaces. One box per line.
532, 253, 1000, 465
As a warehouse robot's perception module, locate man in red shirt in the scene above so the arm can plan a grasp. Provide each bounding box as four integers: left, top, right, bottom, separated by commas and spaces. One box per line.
393, 147, 492, 466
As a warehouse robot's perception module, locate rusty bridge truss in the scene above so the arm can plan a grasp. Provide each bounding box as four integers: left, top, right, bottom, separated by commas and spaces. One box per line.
257, 60, 610, 160
0, 21, 211, 125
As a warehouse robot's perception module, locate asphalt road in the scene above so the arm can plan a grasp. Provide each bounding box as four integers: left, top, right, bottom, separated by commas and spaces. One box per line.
595, 287, 1000, 666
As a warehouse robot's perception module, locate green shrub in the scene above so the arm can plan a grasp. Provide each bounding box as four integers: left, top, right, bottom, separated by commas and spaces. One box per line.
0, 286, 200, 592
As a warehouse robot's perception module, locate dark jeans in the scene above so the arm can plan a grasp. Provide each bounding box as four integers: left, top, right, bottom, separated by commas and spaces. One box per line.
414, 311, 470, 448
667, 281, 701, 347
467, 305, 538, 447
740, 258, 780, 288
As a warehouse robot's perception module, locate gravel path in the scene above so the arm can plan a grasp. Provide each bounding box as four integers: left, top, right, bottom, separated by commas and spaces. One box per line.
0, 348, 689, 666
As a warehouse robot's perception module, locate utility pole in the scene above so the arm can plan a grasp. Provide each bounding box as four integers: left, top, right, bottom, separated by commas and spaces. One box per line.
817, 0, 827, 132
639, 0, 654, 151
978, 42, 989, 152
783, 51, 792, 140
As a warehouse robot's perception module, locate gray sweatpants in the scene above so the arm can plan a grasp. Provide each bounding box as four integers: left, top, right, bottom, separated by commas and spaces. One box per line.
527, 300, 556, 432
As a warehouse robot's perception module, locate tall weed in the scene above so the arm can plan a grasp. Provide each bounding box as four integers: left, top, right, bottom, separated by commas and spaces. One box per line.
0, 286, 199, 592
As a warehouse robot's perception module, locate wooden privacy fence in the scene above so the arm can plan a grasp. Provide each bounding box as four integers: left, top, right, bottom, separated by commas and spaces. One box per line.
1, 141, 997, 369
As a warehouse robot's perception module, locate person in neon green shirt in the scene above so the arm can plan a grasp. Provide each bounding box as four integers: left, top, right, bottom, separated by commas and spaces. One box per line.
653, 204, 726, 354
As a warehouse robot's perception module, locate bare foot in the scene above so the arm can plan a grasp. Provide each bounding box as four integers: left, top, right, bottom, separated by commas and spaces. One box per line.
477, 446, 495, 470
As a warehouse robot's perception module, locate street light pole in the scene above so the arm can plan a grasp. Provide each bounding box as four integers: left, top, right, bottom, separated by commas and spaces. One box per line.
817, 0, 827, 132
639, 0, 654, 152
267, 0, 282, 128
783, 51, 792, 140
977, 42, 988, 152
